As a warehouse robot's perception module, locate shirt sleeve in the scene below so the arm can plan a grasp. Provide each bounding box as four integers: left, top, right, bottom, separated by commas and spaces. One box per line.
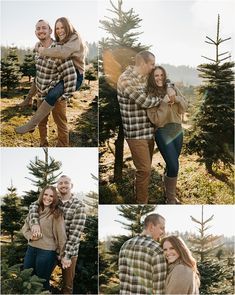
152, 252, 167, 294
118, 75, 161, 108
57, 59, 77, 100
53, 215, 67, 257
28, 201, 40, 226
64, 203, 86, 260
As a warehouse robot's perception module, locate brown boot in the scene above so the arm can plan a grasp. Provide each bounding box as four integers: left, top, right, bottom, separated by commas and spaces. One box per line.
18, 96, 33, 108
15, 101, 54, 134
164, 175, 181, 204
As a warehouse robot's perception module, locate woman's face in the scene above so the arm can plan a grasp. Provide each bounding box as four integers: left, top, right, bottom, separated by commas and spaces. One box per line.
55, 21, 66, 41
163, 240, 180, 264
154, 68, 164, 87
42, 188, 54, 207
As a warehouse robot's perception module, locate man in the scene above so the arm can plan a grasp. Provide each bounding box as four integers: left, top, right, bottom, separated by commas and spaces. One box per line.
17, 20, 77, 146
117, 51, 161, 204
119, 213, 167, 294
28, 175, 86, 294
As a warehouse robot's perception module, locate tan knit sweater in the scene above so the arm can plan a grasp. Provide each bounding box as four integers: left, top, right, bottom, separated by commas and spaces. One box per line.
40, 33, 86, 74
147, 93, 187, 128
165, 260, 200, 294
22, 207, 67, 256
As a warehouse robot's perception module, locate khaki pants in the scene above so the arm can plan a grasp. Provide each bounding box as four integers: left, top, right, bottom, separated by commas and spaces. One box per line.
37, 99, 69, 147
126, 138, 155, 204
62, 256, 77, 294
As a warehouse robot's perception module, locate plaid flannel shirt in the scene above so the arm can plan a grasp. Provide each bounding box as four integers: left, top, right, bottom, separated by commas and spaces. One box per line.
29, 196, 86, 260
117, 66, 161, 139
35, 41, 77, 100
119, 235, 167, 295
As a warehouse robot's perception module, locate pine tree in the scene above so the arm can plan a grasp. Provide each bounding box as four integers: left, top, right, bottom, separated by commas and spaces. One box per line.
20, 50, 36, 82
99, 0, 149, 182
1, 46, 21, 91
1, 183, 25, 243
74, 215, 98, 294
85, 67, 97, 84
22, 148, 62, 207
190, 205, 233, 294
187, 15, 234, 173
1, 260, 45, 294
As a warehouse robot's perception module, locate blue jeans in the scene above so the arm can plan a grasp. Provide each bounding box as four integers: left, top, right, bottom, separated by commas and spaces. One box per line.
45, 70, 83, 106
23, 245, 57, 290
155, 123, 183, 177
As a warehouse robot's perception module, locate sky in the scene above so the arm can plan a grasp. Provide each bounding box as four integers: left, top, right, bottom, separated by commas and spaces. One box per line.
0, 147, 98, 196
1, 0, 99, 47
99, 205, 235, 239
99, 0, 235, 67
1, 0, 234, 66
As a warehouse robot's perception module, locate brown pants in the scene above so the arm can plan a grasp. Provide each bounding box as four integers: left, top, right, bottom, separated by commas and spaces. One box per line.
62, 256, 78, 294
37, 99, 69, 147
126, 138, 155, 204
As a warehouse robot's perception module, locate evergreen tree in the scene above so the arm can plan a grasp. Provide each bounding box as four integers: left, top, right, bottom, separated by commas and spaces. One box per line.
187, 15, 234, 173
22, 148, 62, 207
189, 205, 223, 262
190, 205, 233, 294
20, 50, 36, 82
99, 0, 149, 182
1, 260, 45, 294
1, 183, 25, 243
1, 46, 21, 90
85, 67, 97, 84
74, 215, 98, 294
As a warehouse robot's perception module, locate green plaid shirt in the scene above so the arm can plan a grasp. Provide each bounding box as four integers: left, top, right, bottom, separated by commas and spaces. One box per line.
35, 42, 77, 100
119, 235, 167, 294
29, 196, 86, 260
117, 66, 161, 139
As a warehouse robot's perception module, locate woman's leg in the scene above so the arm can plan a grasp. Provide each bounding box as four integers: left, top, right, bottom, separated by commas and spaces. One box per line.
45, 71, 84, 106
35, 248, 57, 291
23, 245, 36, 274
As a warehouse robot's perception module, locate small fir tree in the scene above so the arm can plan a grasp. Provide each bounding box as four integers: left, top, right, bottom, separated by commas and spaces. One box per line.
1, 46, 21, 90
1, 183, 25, 243
187, 15, 234, 173
20, 50, 36, 82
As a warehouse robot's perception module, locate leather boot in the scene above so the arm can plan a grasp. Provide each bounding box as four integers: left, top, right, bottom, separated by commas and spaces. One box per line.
18, 96, 33, 107
15, 101, 54, 134
164, 175, 181, 204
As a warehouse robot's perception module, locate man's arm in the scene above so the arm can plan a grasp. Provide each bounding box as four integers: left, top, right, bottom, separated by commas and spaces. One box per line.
28, 201, 41, 237
57, 58, 77, 100
63, 202, 86, 260
118, 75, 161, 108
152, 252, 167, 294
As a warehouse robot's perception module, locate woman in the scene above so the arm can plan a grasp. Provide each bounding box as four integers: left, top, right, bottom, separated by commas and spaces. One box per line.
161, 236, 200, 294
146, 66, 187, 204
16, 17, 87, 134
22, 186, 67, 291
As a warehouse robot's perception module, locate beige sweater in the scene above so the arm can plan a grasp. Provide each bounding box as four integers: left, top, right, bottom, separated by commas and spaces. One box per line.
40, 33, 85, 74
147, 93, 187, 128
165, 260, 200, 294
22, 207, 67, 256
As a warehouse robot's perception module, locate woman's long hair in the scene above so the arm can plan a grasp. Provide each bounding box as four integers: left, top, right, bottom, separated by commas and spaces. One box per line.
146, 66, 167, 98
38, 185, 62, 219
161, 235, 199, 274
54, 17, 88, 55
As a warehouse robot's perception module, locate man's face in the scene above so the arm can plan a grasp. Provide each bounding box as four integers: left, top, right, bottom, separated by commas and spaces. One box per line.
142, 56, 155, 76
35, 21, 52, 42
57, 176, 73, 196
151, 218, 165, 241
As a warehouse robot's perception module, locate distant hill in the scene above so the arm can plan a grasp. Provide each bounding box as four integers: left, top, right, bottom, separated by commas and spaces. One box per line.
161, 63, 202, 86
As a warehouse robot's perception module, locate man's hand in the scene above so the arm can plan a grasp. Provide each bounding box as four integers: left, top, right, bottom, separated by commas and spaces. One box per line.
61, 257, 72, 269
31, 224, 41, 238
